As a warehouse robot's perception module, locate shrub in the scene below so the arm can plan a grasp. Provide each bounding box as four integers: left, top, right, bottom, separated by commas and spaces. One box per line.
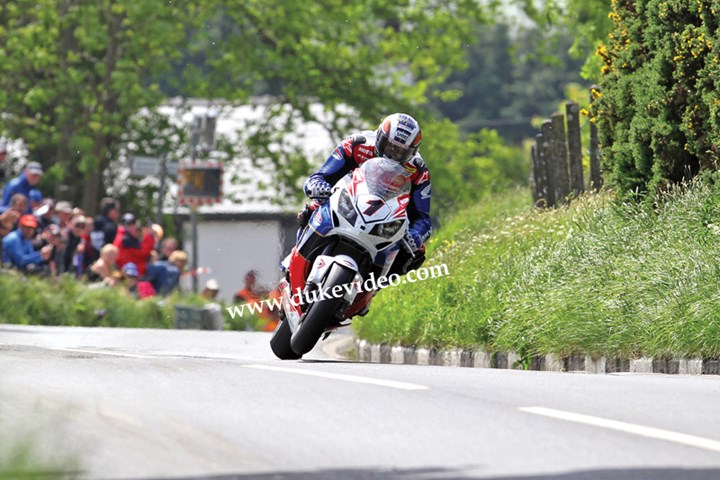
596, 0, 720, 198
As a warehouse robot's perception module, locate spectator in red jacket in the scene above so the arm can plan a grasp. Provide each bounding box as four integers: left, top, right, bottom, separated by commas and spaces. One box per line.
113, 213, 155, 276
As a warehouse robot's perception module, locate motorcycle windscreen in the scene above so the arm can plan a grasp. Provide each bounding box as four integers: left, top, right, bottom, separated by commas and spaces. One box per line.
359, 157, 412, 200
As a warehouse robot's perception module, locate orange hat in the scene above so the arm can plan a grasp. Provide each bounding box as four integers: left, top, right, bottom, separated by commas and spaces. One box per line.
19, 214, 38, 228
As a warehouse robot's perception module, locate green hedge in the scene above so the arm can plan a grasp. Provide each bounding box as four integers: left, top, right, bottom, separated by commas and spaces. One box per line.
0, 273, 259, 329
596, 0, 720, 198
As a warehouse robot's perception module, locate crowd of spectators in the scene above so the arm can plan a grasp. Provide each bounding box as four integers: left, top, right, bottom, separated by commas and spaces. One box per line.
0, 162, 212, 299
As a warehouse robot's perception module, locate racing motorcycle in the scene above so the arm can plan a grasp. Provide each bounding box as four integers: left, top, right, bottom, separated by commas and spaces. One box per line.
270, 156, 415, 359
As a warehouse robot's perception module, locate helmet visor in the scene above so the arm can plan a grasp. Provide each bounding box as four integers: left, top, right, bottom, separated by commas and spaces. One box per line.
383, 141, 414, 163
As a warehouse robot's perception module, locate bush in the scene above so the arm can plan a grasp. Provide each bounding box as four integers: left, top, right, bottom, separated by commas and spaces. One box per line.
596, 0, 720, 198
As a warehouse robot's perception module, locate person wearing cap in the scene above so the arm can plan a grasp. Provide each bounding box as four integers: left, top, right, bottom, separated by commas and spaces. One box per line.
1, 214, 52, 271
54, 201, 73, 229
202, 279, 220, 300
112, 212, 156, 276
1, 161, 43, 214
119, 261, 156, 299
28, 189, 43, 212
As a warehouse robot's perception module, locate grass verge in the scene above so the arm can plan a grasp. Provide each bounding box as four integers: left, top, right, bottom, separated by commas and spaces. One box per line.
354, 176, 720, 360
0, 273, 267, 330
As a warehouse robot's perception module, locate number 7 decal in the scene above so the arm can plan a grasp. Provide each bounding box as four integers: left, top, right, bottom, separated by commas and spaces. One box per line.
363, 199, 384, 216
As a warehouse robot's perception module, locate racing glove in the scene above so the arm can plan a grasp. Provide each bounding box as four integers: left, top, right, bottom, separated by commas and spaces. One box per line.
402, 230, 422, 254
304, 178, 332, 202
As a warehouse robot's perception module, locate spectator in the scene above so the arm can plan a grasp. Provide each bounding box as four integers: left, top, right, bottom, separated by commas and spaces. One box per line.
1, 161, 43, 213
202, 279, 220, 300
0, 209, 20, 239
55, 201, 73, 229
158, 237, 178, 261
63, 215, 98, 277
34, 198, 57, 231
233, 270, 265, 303
34, 223, 63, 277
120, 262, 156, 299
113, 213, 155, 276
0, 193, 28, 217
28, 189, 43, 212
120, 262, 140, 298
0, 209, 21, 261
2, 214, 52, 272
86, 244, 119, 286
233, 270, 279, 331
145, 250, 188, 296
91, 197, 120, 252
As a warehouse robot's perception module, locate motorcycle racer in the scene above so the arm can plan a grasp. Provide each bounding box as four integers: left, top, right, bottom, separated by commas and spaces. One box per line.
300, 113, 431, 275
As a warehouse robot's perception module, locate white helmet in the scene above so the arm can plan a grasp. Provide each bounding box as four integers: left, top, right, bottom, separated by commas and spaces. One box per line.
375, 113, 422, 163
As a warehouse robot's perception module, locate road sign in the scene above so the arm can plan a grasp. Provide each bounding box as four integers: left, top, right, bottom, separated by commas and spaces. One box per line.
178, 162, 224, 206
130, 156, 179, 178
130, 155, 160, 177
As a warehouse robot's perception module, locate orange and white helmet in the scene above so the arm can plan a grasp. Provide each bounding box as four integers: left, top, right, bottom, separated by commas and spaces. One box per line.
375, 113, 422, 163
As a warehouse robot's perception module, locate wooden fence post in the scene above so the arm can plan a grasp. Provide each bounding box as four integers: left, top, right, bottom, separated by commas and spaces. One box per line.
531, 143, 540, 205
550, 112, 570, 205
566, 101, 584, 196
589, 85, 603, 192
540, 121, 556, 207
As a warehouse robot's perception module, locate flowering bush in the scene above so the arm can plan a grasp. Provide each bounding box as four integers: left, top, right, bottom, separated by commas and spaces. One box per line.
595, 0, 720, 198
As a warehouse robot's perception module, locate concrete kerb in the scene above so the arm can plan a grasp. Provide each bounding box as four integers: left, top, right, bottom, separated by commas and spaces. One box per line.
352, 340, 718, 375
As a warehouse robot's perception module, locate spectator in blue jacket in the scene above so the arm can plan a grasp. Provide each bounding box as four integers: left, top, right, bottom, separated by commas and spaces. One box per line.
2, 214, 52, 272
145, 250, 188, 295
1, 162, 43, 214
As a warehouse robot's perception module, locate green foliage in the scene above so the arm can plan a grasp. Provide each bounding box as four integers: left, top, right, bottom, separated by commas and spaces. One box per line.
355, 174, 720, 359
0, 273, 244, 331
595, 0, 720, 199
429, 22, 585, 142
0, 1, 196, 212
513, 0, 613, 81
0, 0, 490, 214
420, 119, 529, 213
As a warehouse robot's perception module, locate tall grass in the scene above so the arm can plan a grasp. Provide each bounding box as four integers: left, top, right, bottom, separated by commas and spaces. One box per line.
354, 175, 720, 359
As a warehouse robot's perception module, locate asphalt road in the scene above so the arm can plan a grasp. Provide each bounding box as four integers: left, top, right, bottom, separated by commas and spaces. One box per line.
1, 324, 720, 480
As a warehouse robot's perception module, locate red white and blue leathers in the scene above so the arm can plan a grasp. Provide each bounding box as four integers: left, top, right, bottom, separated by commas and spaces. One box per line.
304, 130, 432, 250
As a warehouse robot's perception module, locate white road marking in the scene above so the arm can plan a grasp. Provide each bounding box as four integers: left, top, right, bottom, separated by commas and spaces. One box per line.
242, 364, 428, 391
40, 347, 427, 390
44, 347, 156, 359
520, 406, 720, 453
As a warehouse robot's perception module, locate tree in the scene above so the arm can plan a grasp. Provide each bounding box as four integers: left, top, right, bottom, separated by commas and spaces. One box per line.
512, 0, 613, 81
0, 0, 489, 214
0, 1, 199, 213
427, 21, 584, 143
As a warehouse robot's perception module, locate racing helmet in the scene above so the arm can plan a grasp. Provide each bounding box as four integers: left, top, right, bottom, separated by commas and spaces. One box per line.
375, 113, 422, 163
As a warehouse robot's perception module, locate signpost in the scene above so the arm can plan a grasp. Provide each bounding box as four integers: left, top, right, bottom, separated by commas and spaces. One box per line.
184, 110, 220, 293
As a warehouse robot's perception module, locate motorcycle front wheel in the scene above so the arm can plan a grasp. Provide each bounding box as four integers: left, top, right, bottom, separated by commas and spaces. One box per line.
270, 315, 302, 360
290, 263, 355, 356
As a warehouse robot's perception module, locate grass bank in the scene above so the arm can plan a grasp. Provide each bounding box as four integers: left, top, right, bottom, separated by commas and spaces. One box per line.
354, 176, 720, 360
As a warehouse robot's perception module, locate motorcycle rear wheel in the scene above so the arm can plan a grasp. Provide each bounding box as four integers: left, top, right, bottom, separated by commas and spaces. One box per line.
290, 263, 355, 356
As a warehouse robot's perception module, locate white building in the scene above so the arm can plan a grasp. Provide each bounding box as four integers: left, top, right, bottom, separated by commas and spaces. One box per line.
161, 99, 347, 301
